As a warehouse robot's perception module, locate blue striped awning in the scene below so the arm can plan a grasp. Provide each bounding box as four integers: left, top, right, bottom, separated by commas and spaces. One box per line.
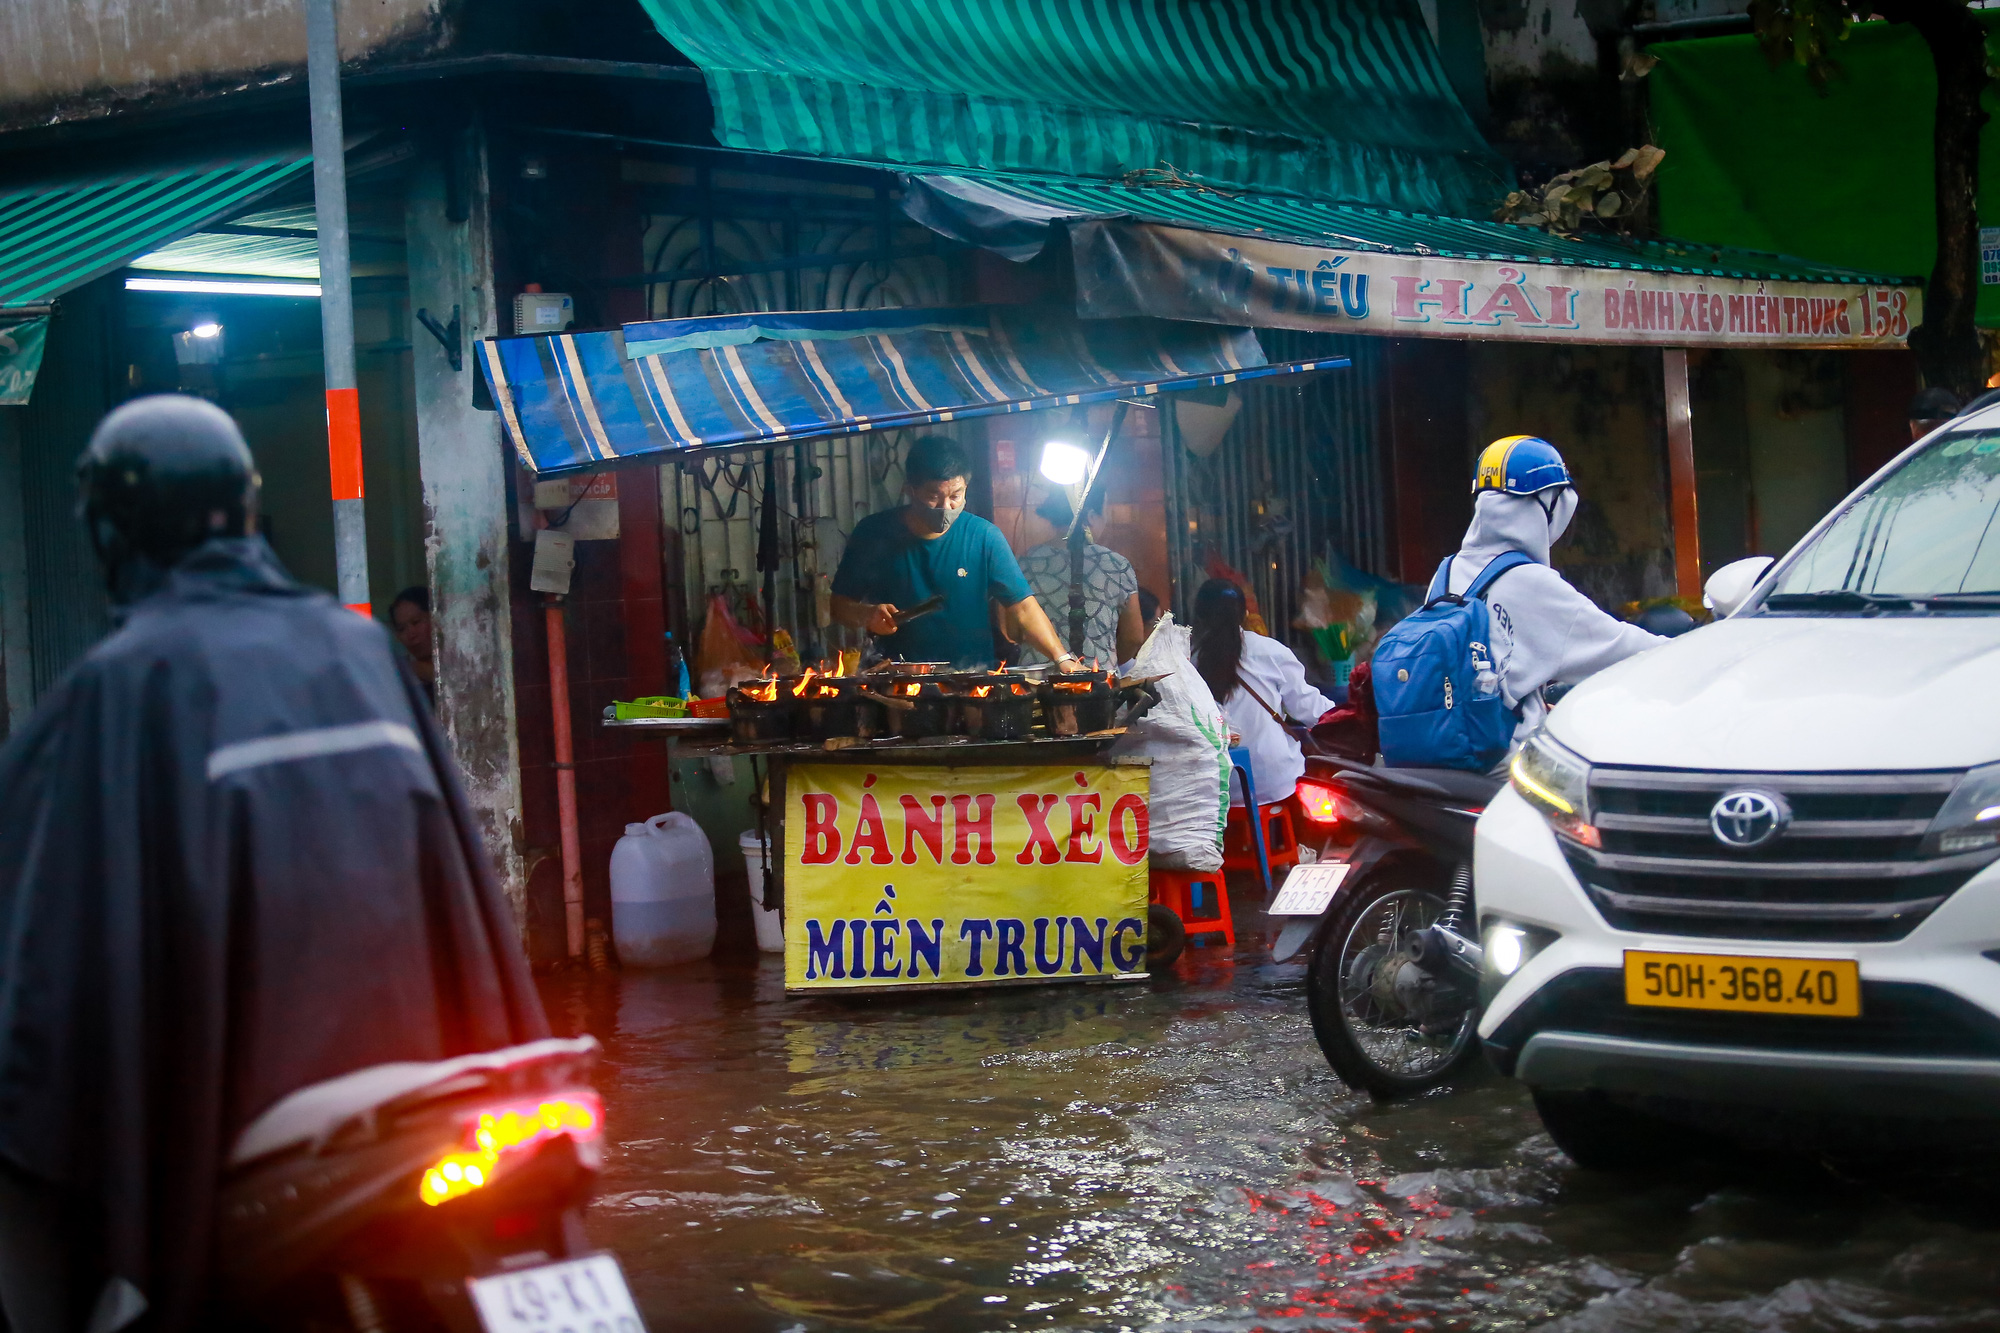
479, 305, 1345, 476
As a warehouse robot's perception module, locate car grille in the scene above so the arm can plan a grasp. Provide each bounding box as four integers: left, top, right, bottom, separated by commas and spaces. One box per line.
1563, 767, 1994, 942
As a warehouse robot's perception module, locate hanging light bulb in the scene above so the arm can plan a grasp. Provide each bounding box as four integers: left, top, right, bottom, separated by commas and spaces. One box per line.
1038, 439, 1090, 486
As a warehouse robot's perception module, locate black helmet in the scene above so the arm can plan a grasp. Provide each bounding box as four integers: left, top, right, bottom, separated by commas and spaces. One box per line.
77, 395, 260, 587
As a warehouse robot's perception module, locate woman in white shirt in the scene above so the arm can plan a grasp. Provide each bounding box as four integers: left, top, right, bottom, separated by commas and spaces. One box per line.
1189, 578, 1337, 811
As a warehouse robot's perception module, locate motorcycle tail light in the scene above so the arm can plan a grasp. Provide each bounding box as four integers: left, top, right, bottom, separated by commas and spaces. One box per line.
419, 1090, 603, 1206
1296, 768, 1392, 832
1295, 778, 1361, 828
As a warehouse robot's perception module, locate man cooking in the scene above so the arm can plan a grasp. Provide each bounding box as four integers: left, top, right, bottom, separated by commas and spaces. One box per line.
831, 435, 1085, 671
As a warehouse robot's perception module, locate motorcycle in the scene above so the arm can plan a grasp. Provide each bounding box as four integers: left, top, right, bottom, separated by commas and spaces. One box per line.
217, 1035, 642, 1332
1272, 606, 1698, 1098
1272, 757, 1501, 1097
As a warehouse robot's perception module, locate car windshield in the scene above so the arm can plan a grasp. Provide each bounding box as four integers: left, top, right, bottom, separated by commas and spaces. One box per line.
1768, 429, 2000, 603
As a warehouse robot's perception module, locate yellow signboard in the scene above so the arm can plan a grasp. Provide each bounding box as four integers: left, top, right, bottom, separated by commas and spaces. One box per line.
783, 763, 1152, 991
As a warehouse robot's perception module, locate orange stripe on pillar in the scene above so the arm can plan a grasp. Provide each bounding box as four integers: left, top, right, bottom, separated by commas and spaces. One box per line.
326, 387, 364, 501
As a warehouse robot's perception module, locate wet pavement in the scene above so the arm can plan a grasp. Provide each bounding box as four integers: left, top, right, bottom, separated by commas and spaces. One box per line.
542, 915, 2000, 1332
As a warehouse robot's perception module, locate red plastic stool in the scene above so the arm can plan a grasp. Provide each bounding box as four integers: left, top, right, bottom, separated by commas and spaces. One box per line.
1149, 867, 1236, 947
1223, 799, 1300, 874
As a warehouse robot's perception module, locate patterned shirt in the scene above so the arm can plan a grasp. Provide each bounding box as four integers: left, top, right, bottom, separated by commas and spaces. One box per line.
1016, 541, 1139, 667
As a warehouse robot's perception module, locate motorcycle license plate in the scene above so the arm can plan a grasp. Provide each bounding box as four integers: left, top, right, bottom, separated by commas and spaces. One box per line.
468, 1254, 646, 1333
1623, 950, 1861, 1017
1267, 863, 1352, 916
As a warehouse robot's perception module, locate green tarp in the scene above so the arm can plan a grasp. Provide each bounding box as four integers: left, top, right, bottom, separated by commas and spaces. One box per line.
637, 0, 1512, 216
1650, 16, 2000, 325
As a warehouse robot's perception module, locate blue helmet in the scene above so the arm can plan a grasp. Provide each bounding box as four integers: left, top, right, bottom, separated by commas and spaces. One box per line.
1473, 435, 1571, 496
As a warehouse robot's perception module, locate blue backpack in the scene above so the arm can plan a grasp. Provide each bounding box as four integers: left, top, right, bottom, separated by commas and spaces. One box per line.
1372, 552, 1535, 771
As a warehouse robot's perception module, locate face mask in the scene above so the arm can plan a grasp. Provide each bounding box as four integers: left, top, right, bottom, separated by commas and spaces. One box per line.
915, 503, 957, 535
1542, 487, 1579, 544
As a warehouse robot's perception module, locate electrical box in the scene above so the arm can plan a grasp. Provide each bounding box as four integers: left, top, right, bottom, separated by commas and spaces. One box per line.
530, 529, 576, 594
514, 291, 574, 335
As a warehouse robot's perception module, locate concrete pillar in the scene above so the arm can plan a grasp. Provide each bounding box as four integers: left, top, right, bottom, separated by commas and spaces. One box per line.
1663, 348, 1702, 600
405, 130, 526, 924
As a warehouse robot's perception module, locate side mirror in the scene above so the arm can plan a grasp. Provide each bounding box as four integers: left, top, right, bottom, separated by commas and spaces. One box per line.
1703, 556, 1775, 618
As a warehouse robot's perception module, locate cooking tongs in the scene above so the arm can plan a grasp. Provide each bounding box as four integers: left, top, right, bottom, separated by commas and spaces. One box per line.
888, 594, 946, 628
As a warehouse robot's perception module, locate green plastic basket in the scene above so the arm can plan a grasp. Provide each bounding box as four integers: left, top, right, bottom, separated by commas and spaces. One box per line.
613, 696, 688, 720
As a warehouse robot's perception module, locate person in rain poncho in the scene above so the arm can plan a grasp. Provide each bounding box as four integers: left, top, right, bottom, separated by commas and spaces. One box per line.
1444, 435, 1664, 741
0, 397, 546, 1333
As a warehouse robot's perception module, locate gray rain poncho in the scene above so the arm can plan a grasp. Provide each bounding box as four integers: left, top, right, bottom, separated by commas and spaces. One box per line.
1445, 489, 1664, 737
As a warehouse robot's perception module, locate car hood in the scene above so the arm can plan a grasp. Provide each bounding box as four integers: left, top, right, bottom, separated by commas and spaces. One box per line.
1549, 613, 2000, 771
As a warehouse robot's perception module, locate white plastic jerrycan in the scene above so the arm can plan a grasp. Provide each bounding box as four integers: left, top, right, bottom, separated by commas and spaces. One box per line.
609, 813, 716, 967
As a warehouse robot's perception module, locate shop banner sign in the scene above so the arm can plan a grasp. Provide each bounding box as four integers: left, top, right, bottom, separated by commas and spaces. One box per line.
1071, 221, 1920, 350
0, 314, 48, 405
784, 763, 1151, 992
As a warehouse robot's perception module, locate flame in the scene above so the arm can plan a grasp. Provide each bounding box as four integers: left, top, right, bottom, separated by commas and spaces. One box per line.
740, 679, 778, 703
813, 682, 841, 698
897, 682, 921, 696
969, 684, 995, 698
1055, 680, 1095, 694
791, 668, 817, 697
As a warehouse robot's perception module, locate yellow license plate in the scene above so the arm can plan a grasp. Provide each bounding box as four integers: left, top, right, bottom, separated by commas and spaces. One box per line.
1623, 950, 1861, 1017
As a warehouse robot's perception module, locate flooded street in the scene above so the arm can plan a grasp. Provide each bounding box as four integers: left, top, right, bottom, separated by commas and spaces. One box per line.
543, 921, 2000, 1332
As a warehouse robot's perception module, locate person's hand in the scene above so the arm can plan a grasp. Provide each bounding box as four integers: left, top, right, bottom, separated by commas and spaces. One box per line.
866, 603, 900, 635
1056, 653, 1085, 674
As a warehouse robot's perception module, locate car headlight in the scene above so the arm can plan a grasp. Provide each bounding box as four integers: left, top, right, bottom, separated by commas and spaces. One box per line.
1926, 760, 2000, 856
1508, 729, 1601, 848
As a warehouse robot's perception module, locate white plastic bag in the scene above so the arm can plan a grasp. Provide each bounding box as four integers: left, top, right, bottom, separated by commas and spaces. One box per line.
1112, 614, 1228, 870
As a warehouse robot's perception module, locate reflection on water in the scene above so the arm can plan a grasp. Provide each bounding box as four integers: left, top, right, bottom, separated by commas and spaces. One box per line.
542, 937, 2000, 1331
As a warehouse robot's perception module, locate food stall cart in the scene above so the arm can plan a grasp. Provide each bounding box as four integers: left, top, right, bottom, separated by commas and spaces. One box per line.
481, 302, 1344, 993
608, 704, 1153, 994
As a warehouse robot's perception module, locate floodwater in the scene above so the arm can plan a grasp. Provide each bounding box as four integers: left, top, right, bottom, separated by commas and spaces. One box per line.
542, 914, 2000, 1332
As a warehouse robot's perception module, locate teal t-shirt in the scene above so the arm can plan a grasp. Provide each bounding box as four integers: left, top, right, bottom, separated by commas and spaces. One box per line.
831, 509, 1032, 666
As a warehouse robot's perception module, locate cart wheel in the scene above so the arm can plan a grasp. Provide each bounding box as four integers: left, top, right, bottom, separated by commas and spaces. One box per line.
1146, 903, 1186, 972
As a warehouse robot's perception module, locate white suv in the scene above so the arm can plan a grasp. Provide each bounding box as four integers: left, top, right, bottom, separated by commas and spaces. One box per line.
1475, 407, 2000, 1166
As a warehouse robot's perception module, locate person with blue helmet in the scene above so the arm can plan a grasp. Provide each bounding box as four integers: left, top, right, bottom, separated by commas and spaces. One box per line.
1446, 435, 1665, 740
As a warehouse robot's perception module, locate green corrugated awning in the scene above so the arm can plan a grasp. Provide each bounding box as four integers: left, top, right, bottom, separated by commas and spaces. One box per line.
903, 173, 1919, 285
636, 0, 1512, 216
0, 149, 311, 310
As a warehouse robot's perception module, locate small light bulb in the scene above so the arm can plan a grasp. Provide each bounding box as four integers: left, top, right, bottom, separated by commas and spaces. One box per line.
1487, 927, 1525, 977
190, 322, 222, 339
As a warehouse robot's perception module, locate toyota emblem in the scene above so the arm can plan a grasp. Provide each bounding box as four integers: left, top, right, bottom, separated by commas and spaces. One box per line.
1710, 789, 1790, 849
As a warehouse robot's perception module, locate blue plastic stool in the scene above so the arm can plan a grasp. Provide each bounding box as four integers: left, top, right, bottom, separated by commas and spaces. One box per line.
1227, 745, 1276, 901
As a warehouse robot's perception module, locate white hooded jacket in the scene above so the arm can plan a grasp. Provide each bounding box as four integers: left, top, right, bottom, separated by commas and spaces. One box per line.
1445, 489, 1663, 738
